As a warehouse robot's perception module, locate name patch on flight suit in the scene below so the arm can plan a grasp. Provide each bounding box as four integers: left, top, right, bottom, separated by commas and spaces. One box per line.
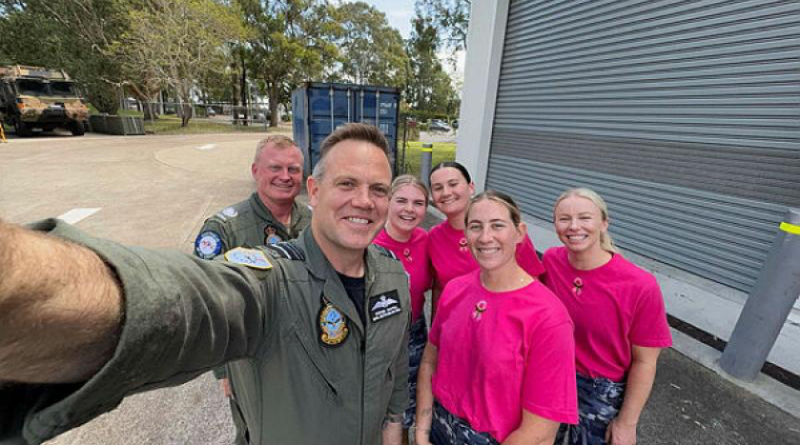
319, 298, 349, 347
369, 290, 402, 323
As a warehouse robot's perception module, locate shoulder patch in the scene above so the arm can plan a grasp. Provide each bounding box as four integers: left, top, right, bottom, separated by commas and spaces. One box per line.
224, 247, 273, 270
265, 242, 306, 261
222, 206, 239, 218
195, 231, 223, 259
373, 245, 399, 261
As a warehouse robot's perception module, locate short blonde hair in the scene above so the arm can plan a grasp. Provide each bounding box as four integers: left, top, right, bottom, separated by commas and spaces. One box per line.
391, 174, 429, 206
553, 187, 618, 253
254, 135, 301, 163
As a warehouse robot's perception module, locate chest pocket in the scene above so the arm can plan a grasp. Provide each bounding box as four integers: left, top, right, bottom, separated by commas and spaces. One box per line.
289, 320, 342, 401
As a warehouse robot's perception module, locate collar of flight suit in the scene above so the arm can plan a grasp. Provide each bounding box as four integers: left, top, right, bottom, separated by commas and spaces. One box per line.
249, 192, 309, 239
297, 228, 384, 335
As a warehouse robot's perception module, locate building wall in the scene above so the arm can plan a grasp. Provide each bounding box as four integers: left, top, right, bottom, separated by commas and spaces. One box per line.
457, 0, 800, 374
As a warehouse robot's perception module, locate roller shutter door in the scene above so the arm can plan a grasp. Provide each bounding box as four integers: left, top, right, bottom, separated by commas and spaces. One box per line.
486, 0, 800, 291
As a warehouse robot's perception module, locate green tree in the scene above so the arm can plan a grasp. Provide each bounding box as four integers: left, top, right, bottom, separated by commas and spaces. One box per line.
237, 0, 338, 127
414, 0, 470, 51
0, 0, 131, 114
404, 13, 456, 116
115, 0, 247, 125
332, 1, 407, 88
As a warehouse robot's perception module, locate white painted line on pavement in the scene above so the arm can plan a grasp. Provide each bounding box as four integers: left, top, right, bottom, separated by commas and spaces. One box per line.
197, 144, 217, 150
57, 208, 101, 224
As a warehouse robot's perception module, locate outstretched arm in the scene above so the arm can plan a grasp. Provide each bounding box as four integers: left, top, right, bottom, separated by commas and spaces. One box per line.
0, 220, 123, 384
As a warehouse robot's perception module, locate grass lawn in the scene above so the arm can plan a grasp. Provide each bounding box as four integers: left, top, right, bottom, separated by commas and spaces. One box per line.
143, 117, 272, 135
397, 141, 456, 178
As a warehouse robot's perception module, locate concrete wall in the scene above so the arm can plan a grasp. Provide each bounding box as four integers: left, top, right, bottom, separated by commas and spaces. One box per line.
455, 0, 509, 193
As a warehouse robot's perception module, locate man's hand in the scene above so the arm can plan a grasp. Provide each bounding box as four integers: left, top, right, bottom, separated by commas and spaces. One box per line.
0, 220, 123, 383
381, 413, 404, 445
605, 417, 637, 445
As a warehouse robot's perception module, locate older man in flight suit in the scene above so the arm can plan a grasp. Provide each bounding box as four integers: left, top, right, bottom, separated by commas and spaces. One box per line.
0, 123, 409, 445
194, 134, 311, 444
194, 134, 311, 259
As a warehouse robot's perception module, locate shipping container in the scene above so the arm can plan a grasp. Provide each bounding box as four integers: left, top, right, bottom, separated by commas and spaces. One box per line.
292, 82, 400, 175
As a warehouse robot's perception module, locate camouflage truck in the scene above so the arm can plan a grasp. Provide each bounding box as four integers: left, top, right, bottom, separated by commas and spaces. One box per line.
0, 65, 89, 136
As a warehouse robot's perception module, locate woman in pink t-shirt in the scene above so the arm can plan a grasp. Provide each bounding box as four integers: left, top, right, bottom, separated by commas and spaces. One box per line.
416, 190, 578, 445
427, 162, 544, 317
372, 174, 433, 436
543, 188, 673, 445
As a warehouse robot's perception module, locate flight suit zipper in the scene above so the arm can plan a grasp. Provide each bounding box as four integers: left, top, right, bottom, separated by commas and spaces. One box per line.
360, 337, 366, 445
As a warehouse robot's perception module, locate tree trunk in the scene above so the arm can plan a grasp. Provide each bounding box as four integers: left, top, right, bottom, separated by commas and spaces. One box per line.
240, 52, 249, 126
180, 103, 192, 127
143, 101, 156, 121
268, 82, 279, 128
231, 71, 240, 125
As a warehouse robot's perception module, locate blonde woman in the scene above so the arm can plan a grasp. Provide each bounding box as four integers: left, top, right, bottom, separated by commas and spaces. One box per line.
543, 188, 672, 445
373, 174, 433, 435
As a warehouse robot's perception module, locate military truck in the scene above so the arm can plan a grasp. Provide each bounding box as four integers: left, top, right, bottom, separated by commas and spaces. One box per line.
0, 65, 89, 136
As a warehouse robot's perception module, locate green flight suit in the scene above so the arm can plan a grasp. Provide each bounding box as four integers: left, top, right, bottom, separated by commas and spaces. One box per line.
194, 192, 312, 260
194, 192, 312, 444
3, 219, 410, 445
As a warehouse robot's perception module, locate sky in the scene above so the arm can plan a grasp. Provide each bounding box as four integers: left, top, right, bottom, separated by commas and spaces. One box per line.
351, 0, 415, 39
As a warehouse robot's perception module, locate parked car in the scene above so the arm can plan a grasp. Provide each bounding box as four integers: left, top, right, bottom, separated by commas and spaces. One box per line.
429, 120, 451, 132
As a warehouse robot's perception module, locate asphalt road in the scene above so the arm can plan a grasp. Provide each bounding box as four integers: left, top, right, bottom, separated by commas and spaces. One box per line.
1, 132, 799, 445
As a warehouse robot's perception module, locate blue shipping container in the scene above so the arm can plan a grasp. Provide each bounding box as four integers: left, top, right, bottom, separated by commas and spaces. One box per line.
292, 82, 400, 175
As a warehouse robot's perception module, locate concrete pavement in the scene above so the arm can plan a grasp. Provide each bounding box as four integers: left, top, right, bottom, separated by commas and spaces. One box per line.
1, 133, 798, 444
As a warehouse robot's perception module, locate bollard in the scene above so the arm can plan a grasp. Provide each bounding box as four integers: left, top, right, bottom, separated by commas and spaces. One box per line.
720, 208, 800, 381
420, 143, 433, 186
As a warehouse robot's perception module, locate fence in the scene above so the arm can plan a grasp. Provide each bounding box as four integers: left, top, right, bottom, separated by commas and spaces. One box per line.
121, 101, 288, 134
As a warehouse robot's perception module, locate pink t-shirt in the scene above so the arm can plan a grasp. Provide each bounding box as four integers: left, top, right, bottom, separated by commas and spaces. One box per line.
542, 247, 673, 382
428, 220, 545, 290
429, 271, 578, 441
373, 227, 431, 323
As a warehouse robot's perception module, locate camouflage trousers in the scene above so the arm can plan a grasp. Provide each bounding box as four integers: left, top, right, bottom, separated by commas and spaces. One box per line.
557, 373, 626, 445
405, 314, 428, 428
429, 401, 500, 445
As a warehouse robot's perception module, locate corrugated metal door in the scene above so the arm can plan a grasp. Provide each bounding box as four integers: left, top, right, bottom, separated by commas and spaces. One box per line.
487, 0, 800, 291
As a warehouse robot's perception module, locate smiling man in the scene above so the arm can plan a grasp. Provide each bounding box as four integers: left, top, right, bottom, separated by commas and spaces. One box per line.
194, 135, 310, 261
0, 123, 409, 445
193, 135, 311, 444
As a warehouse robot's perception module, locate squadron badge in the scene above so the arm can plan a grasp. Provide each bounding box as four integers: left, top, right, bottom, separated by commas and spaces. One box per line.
195, 231, 222, 259
319, 298, 348, 347
264, 226, 283, 245
224, 247, 273, 270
